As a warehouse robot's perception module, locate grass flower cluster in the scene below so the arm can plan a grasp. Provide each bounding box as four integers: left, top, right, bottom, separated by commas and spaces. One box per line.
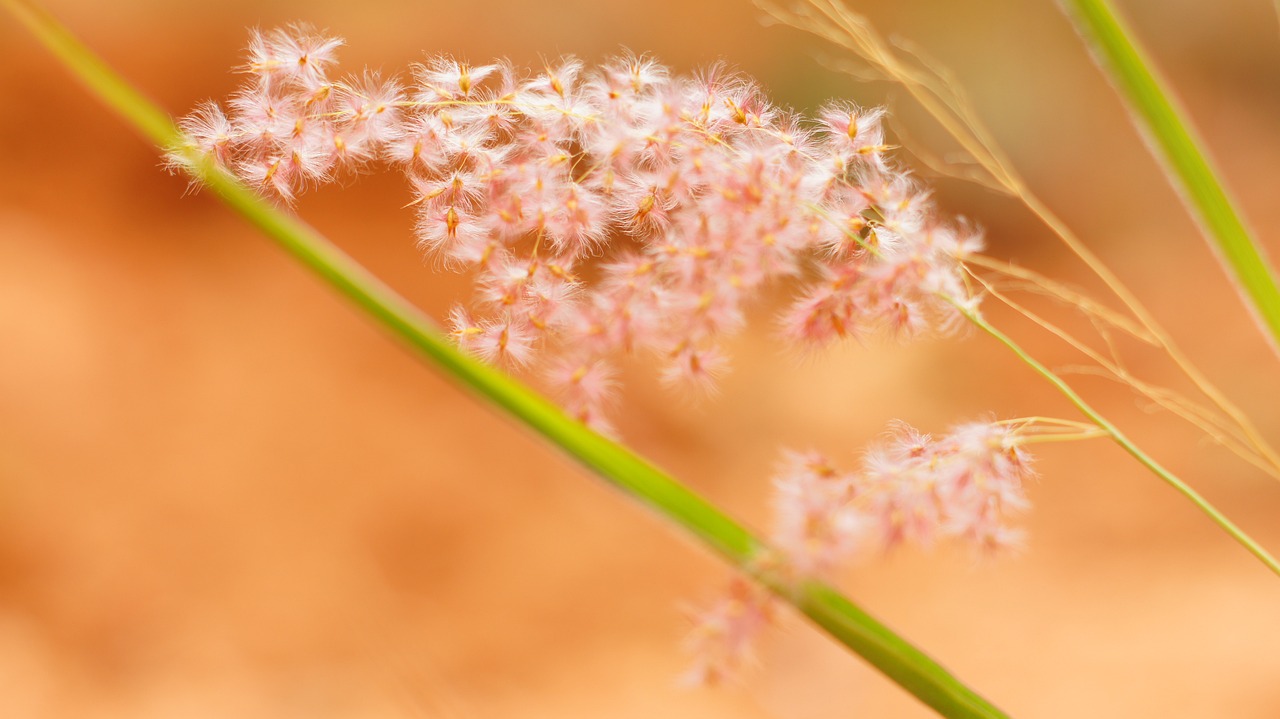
171, 26, 980, 436
687, 417, 1043, 682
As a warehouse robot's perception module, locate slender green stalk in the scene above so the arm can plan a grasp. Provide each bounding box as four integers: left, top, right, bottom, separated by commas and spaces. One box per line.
955, 300, 1280, 578
4, 1, 1011, 716
1060, 0, 1280, 354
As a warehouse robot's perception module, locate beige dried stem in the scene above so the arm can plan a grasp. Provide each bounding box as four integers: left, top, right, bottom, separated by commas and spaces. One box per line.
757, 0, 1280, 479
962, 256, 1278, 476
963, 265, 1278, 477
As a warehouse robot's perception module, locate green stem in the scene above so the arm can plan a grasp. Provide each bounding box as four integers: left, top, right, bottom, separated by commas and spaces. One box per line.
5, 1, 1010, 716
958, 302, 1280, 578
1060, 0, 1280, 354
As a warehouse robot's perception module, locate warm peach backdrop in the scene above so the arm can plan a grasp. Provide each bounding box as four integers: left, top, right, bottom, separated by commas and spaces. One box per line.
3, 0, 1280, 716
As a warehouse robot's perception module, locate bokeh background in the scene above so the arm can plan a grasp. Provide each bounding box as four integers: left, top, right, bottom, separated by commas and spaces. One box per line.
3, 0, 1280, 716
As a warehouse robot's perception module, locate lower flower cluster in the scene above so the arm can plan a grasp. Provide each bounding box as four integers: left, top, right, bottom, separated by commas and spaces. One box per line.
685, 419, 1037, 684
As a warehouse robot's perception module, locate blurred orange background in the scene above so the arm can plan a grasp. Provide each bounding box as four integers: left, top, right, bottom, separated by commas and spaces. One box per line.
3, 0, 1280, 716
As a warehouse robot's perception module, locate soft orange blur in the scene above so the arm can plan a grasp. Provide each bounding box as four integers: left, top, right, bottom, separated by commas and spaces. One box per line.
3, 0, 1280, 716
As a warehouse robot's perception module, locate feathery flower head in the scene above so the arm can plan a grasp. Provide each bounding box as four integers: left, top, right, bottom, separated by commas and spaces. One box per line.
172, 27, 984, 430
861, 419, 1035, 554
244, 24, 343, 91
768, 419, 1036, 578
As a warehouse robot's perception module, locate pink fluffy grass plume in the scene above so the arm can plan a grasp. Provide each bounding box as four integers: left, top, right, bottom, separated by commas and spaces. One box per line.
169, 26, 983, 433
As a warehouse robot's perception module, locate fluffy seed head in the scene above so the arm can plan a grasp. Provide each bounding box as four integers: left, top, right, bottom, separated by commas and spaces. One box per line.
173, 28, 984, 430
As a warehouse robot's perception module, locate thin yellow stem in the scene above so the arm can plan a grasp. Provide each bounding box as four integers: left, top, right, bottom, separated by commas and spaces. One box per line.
996, 416, 1103, 431
963, 254, 1157, 345
1017, 429, 1110, 445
